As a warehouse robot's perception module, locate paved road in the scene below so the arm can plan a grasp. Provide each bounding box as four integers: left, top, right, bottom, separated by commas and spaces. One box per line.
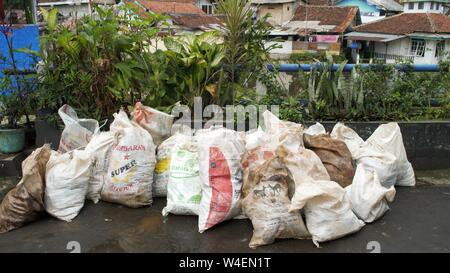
0, 185, 449, 253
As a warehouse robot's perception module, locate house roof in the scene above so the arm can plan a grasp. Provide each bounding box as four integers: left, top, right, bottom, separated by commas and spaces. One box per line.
304, 0, 334, 5
170, 13, 222, 29
135, 0, 205, 14
291, 5, 360, 33
38, 0, 90, 4
366, 0, 403, 11
353, 12, 450, 35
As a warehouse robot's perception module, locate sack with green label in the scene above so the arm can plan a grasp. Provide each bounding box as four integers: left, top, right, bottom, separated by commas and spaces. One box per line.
100, 110, 156, 208
162, 134, 202, 216
153, 134, 188, 197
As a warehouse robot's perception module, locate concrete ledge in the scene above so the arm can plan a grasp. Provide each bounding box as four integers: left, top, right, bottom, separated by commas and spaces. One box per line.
33, 119, 450, 171
0, 147, 33, 177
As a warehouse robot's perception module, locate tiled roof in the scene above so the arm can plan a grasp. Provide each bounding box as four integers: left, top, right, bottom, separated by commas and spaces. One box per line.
292, 5, 359, 33
354, 12, 450, 34
304, 0, 334, 5
171, 13, 222, 29
136, 0, 205, 14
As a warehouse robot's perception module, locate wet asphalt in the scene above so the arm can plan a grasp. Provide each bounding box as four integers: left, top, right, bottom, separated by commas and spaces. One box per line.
0, 185, 449, 253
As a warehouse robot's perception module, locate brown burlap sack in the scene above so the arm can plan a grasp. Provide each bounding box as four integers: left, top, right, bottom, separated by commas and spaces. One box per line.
303, 134, 355, 187
242, 157, 310, 248
0, 144, 52, 233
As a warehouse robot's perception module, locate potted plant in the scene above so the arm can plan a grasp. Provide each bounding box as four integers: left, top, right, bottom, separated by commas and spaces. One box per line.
0, 23, 35, 154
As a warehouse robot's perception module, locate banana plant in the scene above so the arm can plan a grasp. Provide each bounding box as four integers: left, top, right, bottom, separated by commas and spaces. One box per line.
164, 31, 225, 106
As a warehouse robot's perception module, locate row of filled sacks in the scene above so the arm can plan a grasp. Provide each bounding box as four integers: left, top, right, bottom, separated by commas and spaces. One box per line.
240, 111, 362, 248
306, 122, 415, 222
160, 127, 246, 233
240, 112, 415, 248
0, 103, 174, 232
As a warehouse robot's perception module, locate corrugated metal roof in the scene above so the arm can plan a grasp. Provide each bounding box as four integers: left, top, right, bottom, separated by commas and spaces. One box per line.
344, 31, 405, 42
367, 0, 403, 11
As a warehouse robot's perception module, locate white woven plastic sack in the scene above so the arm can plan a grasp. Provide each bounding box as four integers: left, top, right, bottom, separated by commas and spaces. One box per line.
367, 123, 415, 187
132, 102, 174, 146
58, 104, 99, 153
242, 112, 303, 199
162, 134, 202, 216
45, 150, 92, 222
196, 127, 246, 233
276, 139, 364, 246
84, 131, 116, 203
153, 134, 186, 197
331, 122, 415, 188
296, 180, 365, 246
101, 110, 156, 208
262, 110, 304, 152
305, 122, 326, 136
345, 164, 396, 223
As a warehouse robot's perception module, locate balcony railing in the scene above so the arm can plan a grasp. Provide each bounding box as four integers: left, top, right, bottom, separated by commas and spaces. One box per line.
373, 52, 415, 63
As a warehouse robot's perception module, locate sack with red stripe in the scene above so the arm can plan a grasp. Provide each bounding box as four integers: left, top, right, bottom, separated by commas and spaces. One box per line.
196, 127, 246, 233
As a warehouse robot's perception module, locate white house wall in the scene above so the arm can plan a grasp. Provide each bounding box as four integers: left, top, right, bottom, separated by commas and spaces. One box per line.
373, 37, 450, 64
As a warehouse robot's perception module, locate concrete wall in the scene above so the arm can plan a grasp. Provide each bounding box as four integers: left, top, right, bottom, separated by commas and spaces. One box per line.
38, 3, 91, 18
305, 121, 450, 170
403, 1, 445, 13
257, 3, 295, 26
373, 37, 449, 64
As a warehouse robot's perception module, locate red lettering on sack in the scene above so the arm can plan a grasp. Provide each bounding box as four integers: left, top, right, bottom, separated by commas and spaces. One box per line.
111, 145, 146, 152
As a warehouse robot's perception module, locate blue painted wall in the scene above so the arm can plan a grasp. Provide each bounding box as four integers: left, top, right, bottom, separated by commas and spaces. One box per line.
0, 25, 40, 77
336, 0, 380, 13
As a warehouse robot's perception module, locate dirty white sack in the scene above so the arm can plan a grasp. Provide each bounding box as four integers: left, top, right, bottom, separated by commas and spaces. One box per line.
84, 131, 116, 203
131, 102, 174, 146
162, 134, 202, 216
297, 180, 365, 246
101, 110, 156, 208
304, 122, 326, 136
331, 122, 415, 188
276, 138, 364, 246
153, 134, 188, 197
345, 164, 396, 223
196, 127, 246, 233
58, 104, 99, 153
45, 150, 92, 222
242, 157, 310, 248
366, 123, 415, 187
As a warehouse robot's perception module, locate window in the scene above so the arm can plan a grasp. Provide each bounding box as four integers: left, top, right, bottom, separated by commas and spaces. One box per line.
430, 2, 434, 9
435, 40, 445, 57
410, 39, 426, 57
418, 2, 424, 9
408, 2, 414, 9
436, 3, 440, 10
202, 4, 213, 14
287, 6, 290, 11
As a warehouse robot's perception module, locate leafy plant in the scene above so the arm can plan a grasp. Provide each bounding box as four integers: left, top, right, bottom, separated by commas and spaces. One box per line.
34, 5, 172, 126
163, 32, 225, 106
